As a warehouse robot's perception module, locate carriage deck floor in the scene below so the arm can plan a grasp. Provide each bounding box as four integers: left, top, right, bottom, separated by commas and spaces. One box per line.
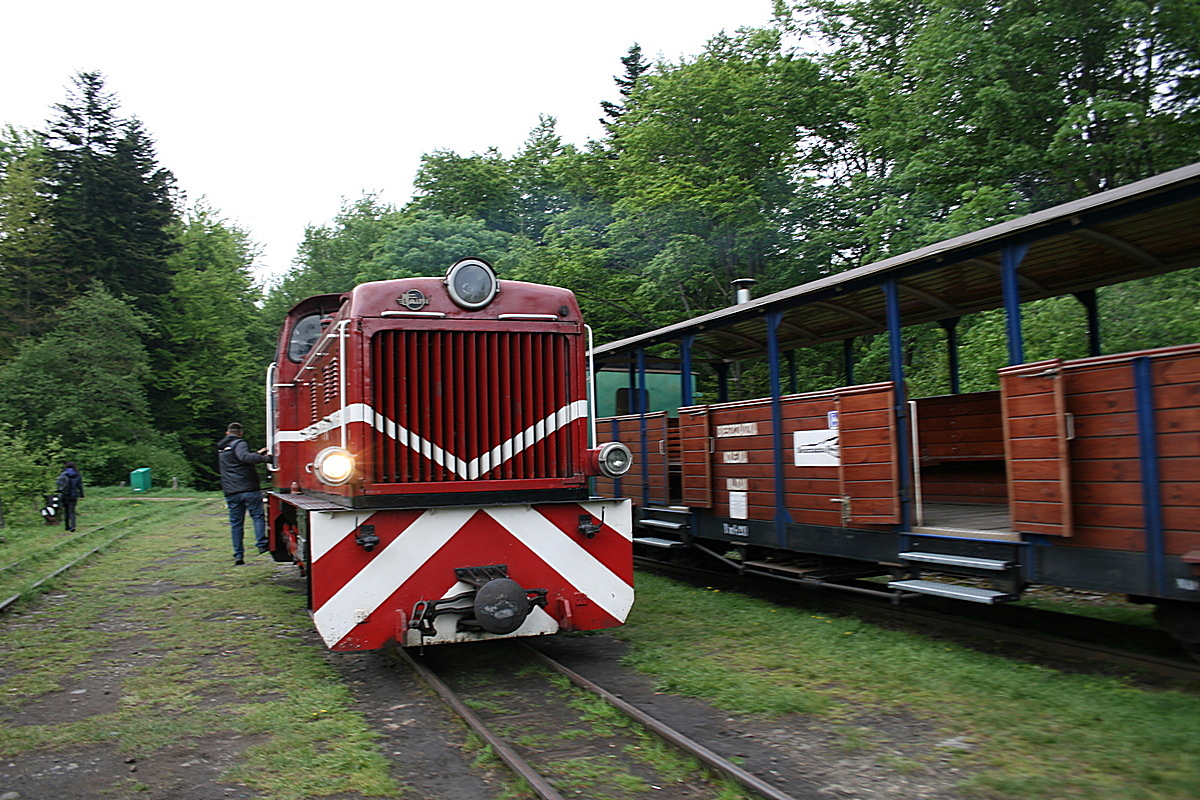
913, 502, 1017, 540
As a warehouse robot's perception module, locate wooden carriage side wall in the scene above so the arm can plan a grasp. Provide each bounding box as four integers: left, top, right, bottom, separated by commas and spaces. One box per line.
686, 382, 898, 528
1050, 345, 1200, 555
706, 395, 838, 527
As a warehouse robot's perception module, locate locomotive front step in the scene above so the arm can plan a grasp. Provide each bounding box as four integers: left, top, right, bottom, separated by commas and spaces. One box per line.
889, 579, 1014, 604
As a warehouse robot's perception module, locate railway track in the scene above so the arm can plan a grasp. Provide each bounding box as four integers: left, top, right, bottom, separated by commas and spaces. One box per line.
634, 555, 1200, 683
0, 518, 136, 614
393, 641, 801, 800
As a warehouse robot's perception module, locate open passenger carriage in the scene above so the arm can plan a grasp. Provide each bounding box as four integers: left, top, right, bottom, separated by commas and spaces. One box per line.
590, 162, 1200, 656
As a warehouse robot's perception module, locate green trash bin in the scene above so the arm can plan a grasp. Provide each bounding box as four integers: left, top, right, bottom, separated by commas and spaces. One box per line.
130, 468, 152, 492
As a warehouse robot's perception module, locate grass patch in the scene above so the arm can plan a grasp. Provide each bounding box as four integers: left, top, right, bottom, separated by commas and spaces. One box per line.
619, 572, 1200, 800
0, 489, 403, 799
1012, 591, 1160, 628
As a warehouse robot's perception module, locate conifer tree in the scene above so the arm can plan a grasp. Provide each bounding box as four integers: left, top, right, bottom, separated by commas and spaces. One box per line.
41, 72, 179, 316
600, 44, 650, 128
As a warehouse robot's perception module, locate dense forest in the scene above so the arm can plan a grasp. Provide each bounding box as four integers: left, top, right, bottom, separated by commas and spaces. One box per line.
2, 0, 1199, 514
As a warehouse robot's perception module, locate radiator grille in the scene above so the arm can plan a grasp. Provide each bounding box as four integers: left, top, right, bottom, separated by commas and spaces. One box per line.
370, 330, 579, 484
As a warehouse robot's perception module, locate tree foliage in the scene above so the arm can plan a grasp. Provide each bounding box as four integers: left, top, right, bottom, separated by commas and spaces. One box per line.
0, 282, 192, 486
154, 203, 269, 486
5, 4, 1199, 498
0, 422, 62, 526
0, 73, 265, 493
267, 2, 1200, 381
41, 72, 179, 316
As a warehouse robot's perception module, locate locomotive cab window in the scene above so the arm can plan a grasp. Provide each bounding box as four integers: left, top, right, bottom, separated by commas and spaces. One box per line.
287, 313, 325, 362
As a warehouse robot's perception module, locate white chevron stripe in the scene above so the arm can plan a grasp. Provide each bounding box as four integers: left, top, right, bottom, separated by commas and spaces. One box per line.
277, 400, 589, 480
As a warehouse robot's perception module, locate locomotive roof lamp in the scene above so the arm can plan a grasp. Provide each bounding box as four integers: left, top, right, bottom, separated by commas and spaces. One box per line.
445, 257, 498, 309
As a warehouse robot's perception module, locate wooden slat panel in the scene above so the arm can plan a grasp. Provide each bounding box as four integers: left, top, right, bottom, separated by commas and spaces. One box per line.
837, 384, 900, 525
1001, 359, 1073, 536
679, 406, 712, 507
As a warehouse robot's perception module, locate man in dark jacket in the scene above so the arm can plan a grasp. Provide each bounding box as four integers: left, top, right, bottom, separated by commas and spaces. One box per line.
56, 462, 85, 532
217, 423, 272, 565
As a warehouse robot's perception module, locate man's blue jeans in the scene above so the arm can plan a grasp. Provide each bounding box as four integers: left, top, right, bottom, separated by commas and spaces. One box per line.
226, 490, 267, 560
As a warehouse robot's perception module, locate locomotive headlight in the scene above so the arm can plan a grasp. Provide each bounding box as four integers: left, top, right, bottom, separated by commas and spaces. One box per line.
593, 441, 633, 478
313, 447, 356, 486
445, 258, 498, 309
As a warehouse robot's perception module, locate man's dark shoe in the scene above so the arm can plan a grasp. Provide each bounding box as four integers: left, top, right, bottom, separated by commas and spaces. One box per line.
257, 546, 269, 554
234, 558, 245, 565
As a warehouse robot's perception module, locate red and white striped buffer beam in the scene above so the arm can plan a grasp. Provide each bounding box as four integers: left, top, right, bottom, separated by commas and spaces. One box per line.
305, 499, 633, 650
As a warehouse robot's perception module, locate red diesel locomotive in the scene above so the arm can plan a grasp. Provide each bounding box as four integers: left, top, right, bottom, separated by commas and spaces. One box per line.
265, 259, 634, 650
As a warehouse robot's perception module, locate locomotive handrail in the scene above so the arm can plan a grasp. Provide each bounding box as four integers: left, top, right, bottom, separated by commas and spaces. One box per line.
587, 324, 598, 447
296, 316, 347, 374
265, 361, 279, 471
337, 318, 349, 450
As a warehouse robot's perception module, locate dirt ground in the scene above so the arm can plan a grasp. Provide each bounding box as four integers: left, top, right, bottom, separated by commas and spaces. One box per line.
0, 566, 973, 800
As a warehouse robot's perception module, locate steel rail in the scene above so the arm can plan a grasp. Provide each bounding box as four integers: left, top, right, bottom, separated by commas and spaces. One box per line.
391, 645, 569, 800
0, 518, 134, 577
524, 645, 803, 800
0, 525, 139, 614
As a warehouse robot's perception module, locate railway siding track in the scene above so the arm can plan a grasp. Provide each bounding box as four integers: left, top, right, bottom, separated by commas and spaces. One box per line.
393, 641, 799, 800
0, 519, 136, 614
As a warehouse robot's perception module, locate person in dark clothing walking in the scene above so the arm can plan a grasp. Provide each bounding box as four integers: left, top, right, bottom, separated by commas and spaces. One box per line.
56, 462, 85, 532
217, 423, 272, 565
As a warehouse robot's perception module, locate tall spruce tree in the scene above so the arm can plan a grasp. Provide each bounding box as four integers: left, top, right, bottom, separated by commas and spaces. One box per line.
41, 72, 179, 316
600, 44, 650, 128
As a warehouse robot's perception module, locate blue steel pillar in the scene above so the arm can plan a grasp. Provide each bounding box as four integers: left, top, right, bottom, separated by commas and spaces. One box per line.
1074, 289, 1102, 357
716, 362, 730, 402
681, 335, 695, 406
636, 348, 649, 506
939, 318, 961, 395
1134, 357, 1167, 595
767, 312, 793, 544
843, 337, 856, 386
1001, 243, 1031, 366
883, 279, 911, 530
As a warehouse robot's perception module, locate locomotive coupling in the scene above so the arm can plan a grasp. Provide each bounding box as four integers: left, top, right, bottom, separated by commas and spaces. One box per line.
409, 565, 548, 638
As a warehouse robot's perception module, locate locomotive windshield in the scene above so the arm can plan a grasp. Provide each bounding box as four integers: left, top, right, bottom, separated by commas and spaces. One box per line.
287, 313, 324, 362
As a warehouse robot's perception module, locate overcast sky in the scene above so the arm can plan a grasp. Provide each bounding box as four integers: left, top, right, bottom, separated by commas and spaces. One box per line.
4, 0, 777, 283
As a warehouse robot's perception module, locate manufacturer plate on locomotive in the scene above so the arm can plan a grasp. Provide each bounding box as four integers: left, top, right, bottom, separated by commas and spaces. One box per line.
398, 289, 429, 310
